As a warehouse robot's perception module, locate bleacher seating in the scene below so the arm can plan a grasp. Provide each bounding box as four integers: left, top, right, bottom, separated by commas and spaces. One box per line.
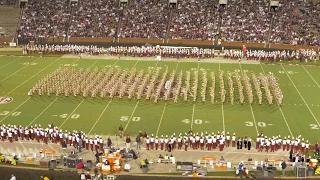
10, 0, 320, 46
0, 6, 20, 37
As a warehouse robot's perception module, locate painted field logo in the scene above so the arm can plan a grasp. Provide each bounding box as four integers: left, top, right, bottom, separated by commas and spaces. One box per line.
0, 97, 13, 104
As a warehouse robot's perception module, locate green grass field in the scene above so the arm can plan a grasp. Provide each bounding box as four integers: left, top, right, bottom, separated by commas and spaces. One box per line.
0, 55, 320, 143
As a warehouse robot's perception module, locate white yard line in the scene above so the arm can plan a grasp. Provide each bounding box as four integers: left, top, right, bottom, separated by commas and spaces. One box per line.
239, 63, 259, 134
6, 57, 61, 96
219, 60, 226, 133
88, 99, 113, 134
24, 58, 82, 127
156, 62, 180, 136
27, 98, 58, 127
0, 97, 31, 123
0, 57, 41, 83
59, 99, 85, 128
123, 61, 159, 132
281, 64, 320, 127
58, 58, 102, 129
190, 61, 200, 129
0, 57, 21, 70
0, 57, 62, 123
302, 66, 320, 87
123, 101, 140, 132
259, 64, 293, 137
89, 59, 139, 134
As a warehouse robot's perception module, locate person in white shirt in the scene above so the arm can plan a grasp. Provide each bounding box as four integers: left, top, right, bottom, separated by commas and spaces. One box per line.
10, 174, 16, 180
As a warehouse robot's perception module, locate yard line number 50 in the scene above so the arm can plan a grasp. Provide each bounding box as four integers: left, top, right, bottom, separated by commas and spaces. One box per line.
120, 116, 141, 122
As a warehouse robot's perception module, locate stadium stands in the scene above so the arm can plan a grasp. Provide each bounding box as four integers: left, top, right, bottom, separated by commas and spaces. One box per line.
119, 0, 169, 38
169, 0, 219, 40
270, 0, 320, 46
0, 0, 16, 6
69, 0, 119, 38
10, 0, 319, 46
18, 0, 70, 41
0, 6, 21, 37
220, 0, 271, 43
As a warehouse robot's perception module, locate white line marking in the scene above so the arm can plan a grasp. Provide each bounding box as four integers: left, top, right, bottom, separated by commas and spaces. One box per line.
0, 57, 21, 70
156, 62, 180, 136
281, 64, 320, 127
59, 99, 85, 128
219, 60, 226, 133
88, 99, 113, 134
240, 63, 258, 134
124, 60, 158, 132
302, 66, 320, 87
0, 97, 31, 123
156, 103, 167, 136
260, 64, 293, 136
0, 57, 41, 83
221, 104, 226, 133
123, 101, 140, 132
55, 58, 101, 128
27, 98, 58, 127
191, 61, 200, 129
5, 57, 61, 95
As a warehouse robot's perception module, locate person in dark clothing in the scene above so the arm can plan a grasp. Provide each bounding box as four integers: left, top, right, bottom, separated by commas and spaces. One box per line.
301, 155, 305, 164
237, 138, 241, 149
107, 137, 112, 148
244, 136, 248, 149
281, 161, 287, 176
289, 149, 293, 162
168, 143, 172, 152
248, 138, 252, 150
315, 142, 320, 154
119, 125, 123, 138
240, 137, 243, 149
136, 135, 141, 150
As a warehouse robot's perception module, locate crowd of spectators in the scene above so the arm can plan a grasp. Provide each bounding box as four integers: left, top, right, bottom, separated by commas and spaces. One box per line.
14, 0, 320, 46
119, 0, 169, 38
270, 0, 320, 46
220, 0, 271, 43
0, 0, 16, 6
169, 0, 219, 40
69, 0, 119, 38
18, 0, 70, 41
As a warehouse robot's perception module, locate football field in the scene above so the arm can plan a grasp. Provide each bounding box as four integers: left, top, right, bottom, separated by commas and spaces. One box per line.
0, 55, 320, 142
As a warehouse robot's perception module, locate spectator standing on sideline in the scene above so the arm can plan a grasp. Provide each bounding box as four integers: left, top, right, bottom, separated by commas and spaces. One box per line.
107, 137, 112, 148
281, 161, 287, 176
78, 140, 82, 152
136, 135, 141, 150
126, 136, 131, 149
119, 125, 123, 138
238, 163, 244, 178
315, 142, 319, 154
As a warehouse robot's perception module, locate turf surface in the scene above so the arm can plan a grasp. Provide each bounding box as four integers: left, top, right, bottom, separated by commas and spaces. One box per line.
0, 55, 320, 143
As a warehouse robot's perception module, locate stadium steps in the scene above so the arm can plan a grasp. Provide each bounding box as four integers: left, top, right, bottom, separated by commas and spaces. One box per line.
265, 13, 275, 48
115, 10, 123, 42
164, 9, 173, 43
0, 6, 21, 37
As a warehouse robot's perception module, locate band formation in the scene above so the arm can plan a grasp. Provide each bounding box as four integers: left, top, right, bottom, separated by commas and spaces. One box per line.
28, 65, 283, 105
